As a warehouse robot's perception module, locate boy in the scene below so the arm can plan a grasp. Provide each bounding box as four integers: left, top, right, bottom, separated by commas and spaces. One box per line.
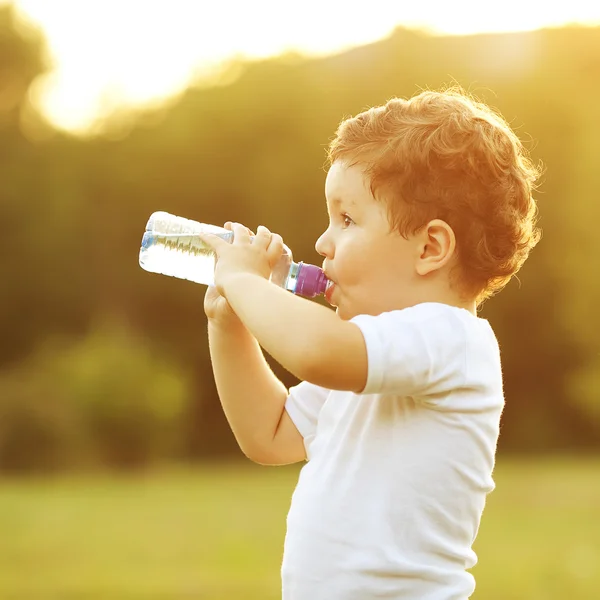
199, 87, 541, 599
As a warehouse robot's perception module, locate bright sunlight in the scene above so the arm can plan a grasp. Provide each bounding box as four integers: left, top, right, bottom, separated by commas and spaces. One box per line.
10, 0, 600, 134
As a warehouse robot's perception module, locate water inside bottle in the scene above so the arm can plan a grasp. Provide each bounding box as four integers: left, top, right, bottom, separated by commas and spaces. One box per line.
140, 229, 232, 286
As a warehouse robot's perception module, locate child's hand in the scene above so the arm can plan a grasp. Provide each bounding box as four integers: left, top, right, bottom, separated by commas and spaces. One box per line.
199, 222, 284, 299
203, 222, 242, 326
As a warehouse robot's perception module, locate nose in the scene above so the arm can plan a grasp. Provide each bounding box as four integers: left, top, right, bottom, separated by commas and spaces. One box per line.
315, 227, 334, 259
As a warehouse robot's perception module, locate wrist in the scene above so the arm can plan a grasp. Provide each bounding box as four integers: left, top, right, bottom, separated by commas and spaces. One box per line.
207, 312, 246, 334
220, 271, 262, 291
221, 272, 269, 302
208, 311, 242, 329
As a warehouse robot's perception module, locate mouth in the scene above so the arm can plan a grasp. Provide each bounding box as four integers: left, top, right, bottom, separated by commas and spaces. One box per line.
325, 280, 336, 305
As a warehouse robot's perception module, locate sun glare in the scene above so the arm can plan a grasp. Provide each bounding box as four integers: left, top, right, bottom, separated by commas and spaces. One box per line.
9, 0, 600, 134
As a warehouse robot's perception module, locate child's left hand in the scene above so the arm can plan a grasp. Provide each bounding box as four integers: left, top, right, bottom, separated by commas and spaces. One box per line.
199, 222, 284, 295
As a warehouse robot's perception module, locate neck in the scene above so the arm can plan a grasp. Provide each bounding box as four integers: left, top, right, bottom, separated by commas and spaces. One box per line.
405, 282, 478, 316
450, 298, 477, 316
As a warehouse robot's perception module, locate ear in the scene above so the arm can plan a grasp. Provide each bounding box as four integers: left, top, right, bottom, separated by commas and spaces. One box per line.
415, 219, 456, 276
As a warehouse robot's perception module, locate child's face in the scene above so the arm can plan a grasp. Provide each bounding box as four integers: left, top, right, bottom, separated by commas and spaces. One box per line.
315, 161, 420, 320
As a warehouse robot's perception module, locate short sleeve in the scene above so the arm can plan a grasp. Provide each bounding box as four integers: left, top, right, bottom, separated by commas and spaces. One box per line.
285, 381, 330, 459
349, 304, 468, 399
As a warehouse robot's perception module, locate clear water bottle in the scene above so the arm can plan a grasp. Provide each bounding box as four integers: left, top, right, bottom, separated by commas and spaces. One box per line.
139, 211, 329, 298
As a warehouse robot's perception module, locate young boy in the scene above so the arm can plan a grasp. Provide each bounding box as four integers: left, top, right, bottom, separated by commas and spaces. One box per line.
199, 87, 541, 599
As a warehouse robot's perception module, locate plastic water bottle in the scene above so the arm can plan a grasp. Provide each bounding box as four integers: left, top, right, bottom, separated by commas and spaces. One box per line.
139, 211, 329, 298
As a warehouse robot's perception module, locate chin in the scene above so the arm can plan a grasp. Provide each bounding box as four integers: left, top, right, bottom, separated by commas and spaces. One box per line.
335, 306, 355, 321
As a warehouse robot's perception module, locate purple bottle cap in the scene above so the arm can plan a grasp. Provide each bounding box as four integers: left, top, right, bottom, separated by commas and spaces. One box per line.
294, 263, 329, 298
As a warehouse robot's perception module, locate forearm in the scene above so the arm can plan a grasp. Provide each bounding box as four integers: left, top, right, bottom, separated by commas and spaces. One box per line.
222, 274, 347, 383
207, 318, 289, 459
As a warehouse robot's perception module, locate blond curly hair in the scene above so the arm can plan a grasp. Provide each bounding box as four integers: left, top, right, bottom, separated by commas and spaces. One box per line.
328, 86, 542, 305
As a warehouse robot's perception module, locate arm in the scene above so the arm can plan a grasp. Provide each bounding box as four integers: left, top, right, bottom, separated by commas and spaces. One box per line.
199, 223, 368, 394
207, 317, 306, 464
222, 273, 368, 393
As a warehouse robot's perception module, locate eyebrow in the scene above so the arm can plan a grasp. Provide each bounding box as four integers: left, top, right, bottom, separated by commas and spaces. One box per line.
329, 197, 355, 208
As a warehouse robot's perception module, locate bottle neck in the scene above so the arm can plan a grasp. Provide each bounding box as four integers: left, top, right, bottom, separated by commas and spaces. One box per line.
286, 262, 329, 298
285, 262, 303, 293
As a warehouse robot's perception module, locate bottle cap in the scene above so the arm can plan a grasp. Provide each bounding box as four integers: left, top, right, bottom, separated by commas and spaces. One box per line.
294, 263, 329, 298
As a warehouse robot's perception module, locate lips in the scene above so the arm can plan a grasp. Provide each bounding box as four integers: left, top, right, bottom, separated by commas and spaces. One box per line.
325, 280, 336, 304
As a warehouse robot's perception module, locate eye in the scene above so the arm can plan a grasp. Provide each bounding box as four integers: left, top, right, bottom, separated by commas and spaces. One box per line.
341, 213, 354, 228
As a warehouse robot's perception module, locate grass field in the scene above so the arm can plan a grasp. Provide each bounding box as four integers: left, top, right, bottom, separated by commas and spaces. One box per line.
0, 457, 598, 599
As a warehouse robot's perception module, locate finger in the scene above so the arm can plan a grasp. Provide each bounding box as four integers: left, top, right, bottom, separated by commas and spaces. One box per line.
253, 225, 272, 250
224, 221, 255, 237
266, 233, 284, 266
230, 222, 252, 244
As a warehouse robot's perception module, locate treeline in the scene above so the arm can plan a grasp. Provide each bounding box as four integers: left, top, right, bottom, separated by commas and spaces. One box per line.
1, 4, 599, 471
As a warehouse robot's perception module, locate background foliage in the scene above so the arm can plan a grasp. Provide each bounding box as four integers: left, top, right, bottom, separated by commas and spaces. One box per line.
1, 4, 599, 471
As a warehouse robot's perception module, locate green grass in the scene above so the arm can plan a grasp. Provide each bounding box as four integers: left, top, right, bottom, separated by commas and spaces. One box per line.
0, 457, 598, 599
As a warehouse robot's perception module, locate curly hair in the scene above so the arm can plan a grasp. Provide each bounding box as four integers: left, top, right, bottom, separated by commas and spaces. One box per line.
327, 86, 542, 305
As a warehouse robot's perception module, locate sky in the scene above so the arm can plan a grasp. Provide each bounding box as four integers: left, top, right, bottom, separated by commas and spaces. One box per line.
8, 0, 600, 134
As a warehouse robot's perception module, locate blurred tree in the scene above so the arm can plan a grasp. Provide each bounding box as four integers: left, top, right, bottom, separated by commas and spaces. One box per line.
0, 315, 192, 472
0, 3, 47, 127
1, 19, 599, 470
0, 5, 93, 370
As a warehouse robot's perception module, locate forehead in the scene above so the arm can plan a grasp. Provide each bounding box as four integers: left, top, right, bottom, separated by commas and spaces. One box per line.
325, 161, 373, 206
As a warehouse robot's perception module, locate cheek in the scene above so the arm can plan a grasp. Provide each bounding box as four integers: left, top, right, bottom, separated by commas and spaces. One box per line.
337, 244, 379, 287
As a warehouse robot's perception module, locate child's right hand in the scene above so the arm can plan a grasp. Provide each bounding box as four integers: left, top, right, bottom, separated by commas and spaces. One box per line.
203, 221, 252, 327
203, 283, 237, 325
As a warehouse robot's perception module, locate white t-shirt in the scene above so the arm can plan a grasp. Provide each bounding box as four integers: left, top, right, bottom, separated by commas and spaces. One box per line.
282, 302, 504, 600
